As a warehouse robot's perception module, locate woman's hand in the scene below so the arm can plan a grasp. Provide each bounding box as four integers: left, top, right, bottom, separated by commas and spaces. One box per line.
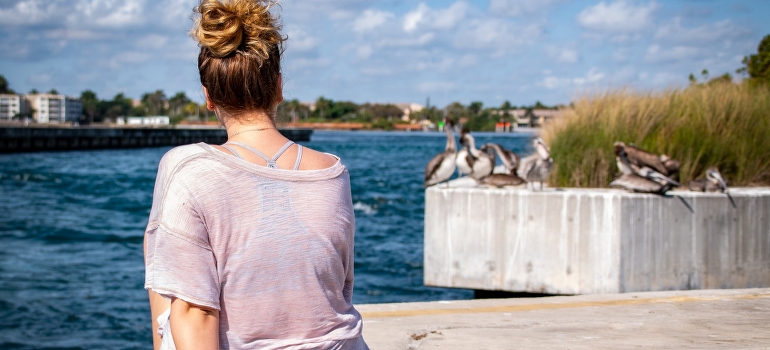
170, 297, 220, 350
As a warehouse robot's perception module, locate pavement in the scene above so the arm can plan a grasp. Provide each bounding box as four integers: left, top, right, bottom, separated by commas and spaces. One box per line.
357, 288, 770, 349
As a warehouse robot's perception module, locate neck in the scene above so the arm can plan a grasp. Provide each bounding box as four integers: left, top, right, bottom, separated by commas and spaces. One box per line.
445, 125, 455, 152
221, 110, 277, 134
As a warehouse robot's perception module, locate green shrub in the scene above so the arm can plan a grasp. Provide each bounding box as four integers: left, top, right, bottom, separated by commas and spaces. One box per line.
542, 82, 770, 188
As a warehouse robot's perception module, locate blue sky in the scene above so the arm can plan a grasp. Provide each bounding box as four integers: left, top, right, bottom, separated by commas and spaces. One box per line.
0, 0, 768, 108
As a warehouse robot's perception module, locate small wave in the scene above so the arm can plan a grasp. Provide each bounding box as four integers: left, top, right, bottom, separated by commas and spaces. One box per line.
5, 173, 62, 183
352, 202, 376, 215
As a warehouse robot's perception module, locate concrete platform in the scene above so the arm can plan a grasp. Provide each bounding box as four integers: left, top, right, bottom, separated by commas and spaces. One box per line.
425, 181, 770, 294
357, 288, 770, 349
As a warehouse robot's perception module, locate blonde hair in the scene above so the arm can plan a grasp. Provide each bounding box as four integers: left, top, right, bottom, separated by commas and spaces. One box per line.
191, 0, 286, 117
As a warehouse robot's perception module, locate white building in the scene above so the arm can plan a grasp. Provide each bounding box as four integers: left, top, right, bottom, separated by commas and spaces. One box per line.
26, 94, 83, 123
125, 116, 170, 126
395, 103, 424, 121
0, 94, 27, 122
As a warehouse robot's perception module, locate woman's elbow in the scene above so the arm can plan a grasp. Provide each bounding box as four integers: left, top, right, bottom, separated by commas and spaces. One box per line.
170, 298, 219, 350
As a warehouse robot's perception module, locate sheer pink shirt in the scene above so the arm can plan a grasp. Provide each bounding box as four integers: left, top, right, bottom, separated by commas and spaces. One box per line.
144, 143, 365, 349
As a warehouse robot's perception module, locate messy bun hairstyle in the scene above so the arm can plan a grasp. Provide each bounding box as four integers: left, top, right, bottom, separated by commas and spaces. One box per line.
192, 0, 285, 118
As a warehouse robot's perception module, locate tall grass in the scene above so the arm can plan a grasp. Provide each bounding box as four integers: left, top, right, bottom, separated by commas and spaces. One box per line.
542, 83, 770, 188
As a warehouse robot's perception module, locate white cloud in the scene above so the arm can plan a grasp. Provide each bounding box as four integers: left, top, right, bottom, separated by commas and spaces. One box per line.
0, 1, 60, 26
285, 29, 318, 52
403, 2, 468, 33
654, 18, 749, 44
547, 46, 579, 63
578, 0, 658, 33
356, 45, 373, 59
453, 19, 543, 56
489, 0, 567, 17
378, 33, 435, 48
403, 3, 428, 32
644, 44, 700, 63
353, 9, 394, 33
542, 67, 605, 89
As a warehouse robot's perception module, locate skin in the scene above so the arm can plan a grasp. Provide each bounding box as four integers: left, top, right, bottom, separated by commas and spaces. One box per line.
147, 79, 336, 350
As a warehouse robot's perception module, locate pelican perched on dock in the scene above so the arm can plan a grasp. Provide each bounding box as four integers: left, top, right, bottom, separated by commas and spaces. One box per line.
610, 173, 669, 193
481, 143, 520, 174
424, 120, 457, 187
455, 128, 473, 177
518, 137, 552, 190
688, 167, 728, 193
620, 142, 680, 177
612, 142, 679, 193
479, 173, 525, 187
459, 131, 495, 181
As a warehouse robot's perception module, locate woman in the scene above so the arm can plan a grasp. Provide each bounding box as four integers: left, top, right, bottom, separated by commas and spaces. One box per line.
143, 0, 367, 348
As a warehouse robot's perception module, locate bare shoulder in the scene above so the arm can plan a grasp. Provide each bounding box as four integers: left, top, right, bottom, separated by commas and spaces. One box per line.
300, 146, 339, 170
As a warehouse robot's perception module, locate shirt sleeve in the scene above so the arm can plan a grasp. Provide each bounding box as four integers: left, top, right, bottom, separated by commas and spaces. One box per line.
144, 153, 220, 310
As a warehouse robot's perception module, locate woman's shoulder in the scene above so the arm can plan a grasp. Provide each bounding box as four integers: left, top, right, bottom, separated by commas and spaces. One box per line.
156, 144, 212, 179
298, 146, 340, 171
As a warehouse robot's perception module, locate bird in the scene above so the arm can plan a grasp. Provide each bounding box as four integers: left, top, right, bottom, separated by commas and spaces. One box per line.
424, 119, 457, 187
688, 166, 728, 193
481, 143, 520, 174
459, 131, 495, 181
454, 128, 473, 177
479, 173, 525, 187
621, 142, 679, 177
613, 142, 680, 192
659, 154, 680, 178
610, 173, 669, 193
517, 137, 553, 190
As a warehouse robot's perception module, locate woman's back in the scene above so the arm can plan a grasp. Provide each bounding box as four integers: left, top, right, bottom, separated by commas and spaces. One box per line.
145, 144, 363, 348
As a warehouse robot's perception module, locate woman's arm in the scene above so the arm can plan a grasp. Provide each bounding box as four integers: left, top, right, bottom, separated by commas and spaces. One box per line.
170, 297, 220, 350
148, 290, 171, 350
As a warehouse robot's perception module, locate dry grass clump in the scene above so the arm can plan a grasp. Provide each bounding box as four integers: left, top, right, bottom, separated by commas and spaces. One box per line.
542, 83, 770, 188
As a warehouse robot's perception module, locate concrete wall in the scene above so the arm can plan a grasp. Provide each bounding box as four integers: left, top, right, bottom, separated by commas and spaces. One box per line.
424, 182, 770, 294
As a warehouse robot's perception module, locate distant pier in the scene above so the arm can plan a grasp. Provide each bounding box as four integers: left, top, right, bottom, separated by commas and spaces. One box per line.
0, 126, 312, 153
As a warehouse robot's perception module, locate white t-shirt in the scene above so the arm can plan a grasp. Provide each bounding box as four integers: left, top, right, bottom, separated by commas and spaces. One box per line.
144, 143, 366, 349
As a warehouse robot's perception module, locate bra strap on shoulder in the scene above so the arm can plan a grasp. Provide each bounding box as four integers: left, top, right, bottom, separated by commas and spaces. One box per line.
293, 145, 303, 171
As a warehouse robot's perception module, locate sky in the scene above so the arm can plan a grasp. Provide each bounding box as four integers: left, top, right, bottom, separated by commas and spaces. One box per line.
0, 0, 768, 108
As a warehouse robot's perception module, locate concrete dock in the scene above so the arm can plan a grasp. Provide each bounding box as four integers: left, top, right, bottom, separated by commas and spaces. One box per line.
425, 179, 770, 295
358, 288, 770, 349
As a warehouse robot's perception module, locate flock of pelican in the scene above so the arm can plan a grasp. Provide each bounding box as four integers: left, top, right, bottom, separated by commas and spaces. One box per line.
424, 120, 553, 189
424, 119, 730, 194
611, 141, 729, 194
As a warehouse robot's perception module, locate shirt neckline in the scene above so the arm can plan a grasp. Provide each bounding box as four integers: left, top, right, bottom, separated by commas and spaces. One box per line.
195, 143, 345, 181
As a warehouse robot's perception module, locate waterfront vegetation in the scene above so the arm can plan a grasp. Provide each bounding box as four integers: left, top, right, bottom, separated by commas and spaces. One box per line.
275, 97, 558, 130
542, 82, 770, 188
543, 34, 770, 188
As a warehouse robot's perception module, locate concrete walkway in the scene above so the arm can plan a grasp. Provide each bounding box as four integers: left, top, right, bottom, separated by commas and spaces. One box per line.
357, 288, 770, 349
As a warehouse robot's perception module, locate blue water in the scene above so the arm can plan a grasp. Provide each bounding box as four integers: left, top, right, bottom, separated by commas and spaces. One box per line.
0, 130, 534, 348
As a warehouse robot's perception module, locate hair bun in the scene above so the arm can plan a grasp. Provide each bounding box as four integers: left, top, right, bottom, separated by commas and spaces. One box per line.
192, 0, 284, 59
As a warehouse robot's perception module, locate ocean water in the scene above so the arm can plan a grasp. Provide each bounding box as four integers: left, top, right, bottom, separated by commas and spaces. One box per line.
0, 130, 534, 349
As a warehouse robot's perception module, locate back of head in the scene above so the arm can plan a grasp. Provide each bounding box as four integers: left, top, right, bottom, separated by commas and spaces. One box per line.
192, 0, 285, 119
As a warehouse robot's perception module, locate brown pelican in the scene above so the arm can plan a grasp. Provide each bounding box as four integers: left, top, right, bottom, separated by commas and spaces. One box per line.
614, 142, 680, 191
660, 154, 680, 177
480, 173, 525, 187
621, 142, 680, 177
481, 143, 520, 174
610, 173, 669, 193
518, 137, 552, 190
460, 131, 495, 181
455, 128, 473, 177
688, 166, 728, 193
424, 120, 457, 187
